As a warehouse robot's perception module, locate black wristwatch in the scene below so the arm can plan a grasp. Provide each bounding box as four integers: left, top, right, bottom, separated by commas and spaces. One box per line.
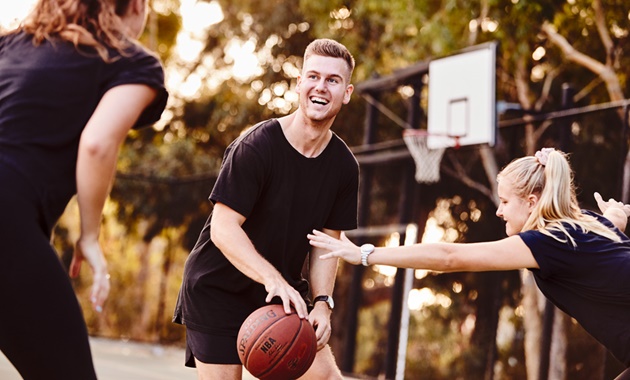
313, 295, 335, 310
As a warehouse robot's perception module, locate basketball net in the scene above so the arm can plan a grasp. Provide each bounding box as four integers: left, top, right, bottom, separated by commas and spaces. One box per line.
402, 130, 446, 184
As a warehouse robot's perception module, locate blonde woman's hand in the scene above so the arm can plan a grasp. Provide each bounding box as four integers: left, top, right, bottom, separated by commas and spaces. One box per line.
308, 230, 362, 265
594, 192, 630, 218
70, 237, 110, 313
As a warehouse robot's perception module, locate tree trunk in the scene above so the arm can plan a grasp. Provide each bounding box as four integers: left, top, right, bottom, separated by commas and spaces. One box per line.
131, 239, 153, 341
542, 1, 628, 201
521, 270, 544, 380
548, 309, 568, 380
155, 232, 174, 343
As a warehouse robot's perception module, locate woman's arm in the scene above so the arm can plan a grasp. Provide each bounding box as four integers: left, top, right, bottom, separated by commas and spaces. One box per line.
308, 230, 539, 272
71, 84, 157, 312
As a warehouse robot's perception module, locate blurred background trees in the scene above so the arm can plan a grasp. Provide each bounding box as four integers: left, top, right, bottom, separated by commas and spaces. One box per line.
3, 0, 625, 378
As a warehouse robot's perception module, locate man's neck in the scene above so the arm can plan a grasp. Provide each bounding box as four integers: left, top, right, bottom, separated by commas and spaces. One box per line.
278, 112, 334, 158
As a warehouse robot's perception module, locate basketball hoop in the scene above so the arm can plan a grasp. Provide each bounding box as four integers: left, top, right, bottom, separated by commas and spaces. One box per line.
402, 129, 446, 184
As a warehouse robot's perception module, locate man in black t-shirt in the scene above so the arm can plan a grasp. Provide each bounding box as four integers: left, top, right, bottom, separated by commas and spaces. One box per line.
173, 39, 358, 379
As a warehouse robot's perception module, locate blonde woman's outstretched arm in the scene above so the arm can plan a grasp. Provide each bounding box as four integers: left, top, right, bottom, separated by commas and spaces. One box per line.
308, 229, 539, 272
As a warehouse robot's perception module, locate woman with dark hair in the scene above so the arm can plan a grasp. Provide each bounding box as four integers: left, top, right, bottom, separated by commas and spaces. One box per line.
0, 0, 167, 378
310, 148, 630, 379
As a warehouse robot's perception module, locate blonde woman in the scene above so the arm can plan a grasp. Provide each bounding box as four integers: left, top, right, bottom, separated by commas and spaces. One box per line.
0, 0, 167, 378
309, 148, 630, 379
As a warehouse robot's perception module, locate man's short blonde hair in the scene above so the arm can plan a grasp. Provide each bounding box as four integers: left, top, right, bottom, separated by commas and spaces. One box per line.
304, 39, 355, 80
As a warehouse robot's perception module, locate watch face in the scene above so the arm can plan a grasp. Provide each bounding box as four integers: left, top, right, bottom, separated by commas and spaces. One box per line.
361, 243, 375, 254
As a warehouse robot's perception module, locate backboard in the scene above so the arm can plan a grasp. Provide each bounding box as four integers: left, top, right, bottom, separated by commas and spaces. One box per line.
427, 42, 497, 149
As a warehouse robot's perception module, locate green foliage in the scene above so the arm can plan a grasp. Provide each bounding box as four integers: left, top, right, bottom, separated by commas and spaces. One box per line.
355, 301, 389, 375
142, 6, 181, 61
111, 133, 218, 241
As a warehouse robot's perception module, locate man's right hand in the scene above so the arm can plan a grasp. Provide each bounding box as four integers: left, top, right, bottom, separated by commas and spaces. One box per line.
264, 274, 308, 319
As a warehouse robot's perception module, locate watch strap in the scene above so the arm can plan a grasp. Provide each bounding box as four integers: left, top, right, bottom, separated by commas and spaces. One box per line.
361, 243, 375, 266
313, 295, 334, 310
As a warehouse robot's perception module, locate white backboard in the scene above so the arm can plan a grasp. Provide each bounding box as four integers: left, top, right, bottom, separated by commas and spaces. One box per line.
427, 42, 497, 149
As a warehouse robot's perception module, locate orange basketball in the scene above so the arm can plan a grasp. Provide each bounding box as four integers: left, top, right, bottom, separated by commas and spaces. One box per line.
236, 304, 317, 380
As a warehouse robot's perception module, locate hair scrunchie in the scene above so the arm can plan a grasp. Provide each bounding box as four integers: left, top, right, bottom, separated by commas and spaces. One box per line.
535, 147, 554, 166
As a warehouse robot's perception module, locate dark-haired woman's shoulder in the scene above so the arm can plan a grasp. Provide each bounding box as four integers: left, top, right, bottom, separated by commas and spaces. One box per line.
103, 41, 168, 129
0, 29, 25, 52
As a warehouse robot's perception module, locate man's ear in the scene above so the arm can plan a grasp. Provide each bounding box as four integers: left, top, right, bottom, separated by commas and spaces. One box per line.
343, 84, 354, 105
130, 0, 144, 15
296, 74, 302, 92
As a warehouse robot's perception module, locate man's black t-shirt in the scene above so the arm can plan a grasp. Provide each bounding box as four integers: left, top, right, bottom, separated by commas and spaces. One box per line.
173, 119, 359, 335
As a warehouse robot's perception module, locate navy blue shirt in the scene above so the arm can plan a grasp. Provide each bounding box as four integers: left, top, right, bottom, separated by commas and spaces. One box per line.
174, 119, 359, 335
520, 210, 630, 366
0, 31, 167, 234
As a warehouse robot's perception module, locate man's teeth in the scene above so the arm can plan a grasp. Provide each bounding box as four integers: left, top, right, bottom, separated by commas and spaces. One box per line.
311, 97, 328, 105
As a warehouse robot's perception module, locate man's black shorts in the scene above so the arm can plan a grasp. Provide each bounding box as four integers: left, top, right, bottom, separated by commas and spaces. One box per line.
185, 327, 241, 367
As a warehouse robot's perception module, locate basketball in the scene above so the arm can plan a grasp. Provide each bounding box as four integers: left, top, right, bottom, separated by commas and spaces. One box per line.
237, 304, 317, 379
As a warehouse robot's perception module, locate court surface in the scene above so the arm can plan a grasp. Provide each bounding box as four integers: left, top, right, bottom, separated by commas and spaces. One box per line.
0, 337, 364, 379
0, 337, 256, 380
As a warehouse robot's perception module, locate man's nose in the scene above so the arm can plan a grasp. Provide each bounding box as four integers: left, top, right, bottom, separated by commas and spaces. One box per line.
315, 79, 326, 91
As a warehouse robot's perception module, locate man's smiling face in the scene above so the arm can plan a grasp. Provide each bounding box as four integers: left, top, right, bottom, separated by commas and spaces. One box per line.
296, 54, 353, 124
